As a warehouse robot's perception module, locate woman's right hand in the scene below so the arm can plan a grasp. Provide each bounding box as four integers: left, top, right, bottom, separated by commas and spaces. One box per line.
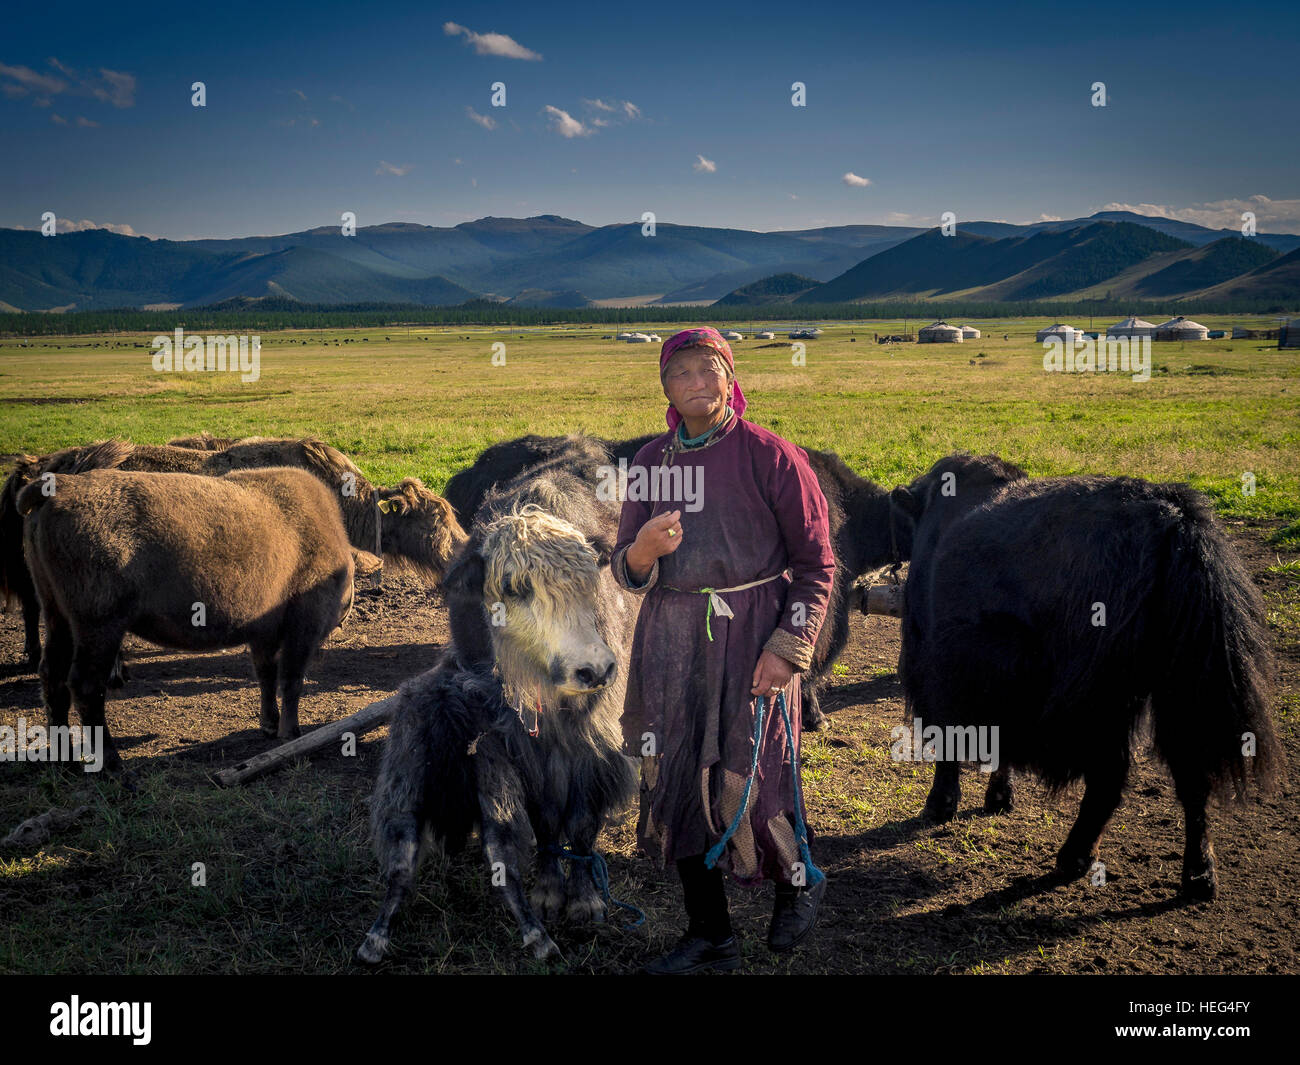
625, 509, 683, 581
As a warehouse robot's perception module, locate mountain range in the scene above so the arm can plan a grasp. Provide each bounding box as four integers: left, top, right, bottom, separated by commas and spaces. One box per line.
1, 211, 1297, 313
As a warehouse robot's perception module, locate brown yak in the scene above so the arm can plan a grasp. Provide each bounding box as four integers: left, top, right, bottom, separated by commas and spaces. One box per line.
2, 438, 465, 671
18, 449, 355, 771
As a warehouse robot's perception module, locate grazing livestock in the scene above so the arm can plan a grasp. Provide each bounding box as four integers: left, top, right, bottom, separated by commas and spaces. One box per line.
891, 454, 1279, 898
443, 432, 904, 730
1, 438, 465, 670
19, 453, 355, 771
359, 439, 636, 964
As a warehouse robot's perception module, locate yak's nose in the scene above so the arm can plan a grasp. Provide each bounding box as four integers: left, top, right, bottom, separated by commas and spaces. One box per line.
574, 655, 617, 690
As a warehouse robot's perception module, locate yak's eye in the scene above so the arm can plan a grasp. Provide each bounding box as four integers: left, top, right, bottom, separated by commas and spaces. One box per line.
504, 577, 532, 600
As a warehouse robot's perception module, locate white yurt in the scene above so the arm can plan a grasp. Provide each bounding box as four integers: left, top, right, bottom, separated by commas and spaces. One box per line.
647, 334, 662, 342
616, 331, 636, 340
960, 325, 981, 339
722, 330, 743, 341
1153, 316, 1209, 341
1107, 316, 1155, 338
1036, 323, 1081, 344
756, 330, 775, 340
624, 332, 652, 343
919, 321, 964, 343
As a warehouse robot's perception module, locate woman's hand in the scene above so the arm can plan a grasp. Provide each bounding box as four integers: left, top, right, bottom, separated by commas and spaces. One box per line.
625, 509, 682, 582
751, 650, 794, 698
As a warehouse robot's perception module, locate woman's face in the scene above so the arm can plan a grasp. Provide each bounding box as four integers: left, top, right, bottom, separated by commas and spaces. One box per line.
663, 346, 730, 424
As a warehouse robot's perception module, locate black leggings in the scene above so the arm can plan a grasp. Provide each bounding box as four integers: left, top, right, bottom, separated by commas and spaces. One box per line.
676, 854, 732, 943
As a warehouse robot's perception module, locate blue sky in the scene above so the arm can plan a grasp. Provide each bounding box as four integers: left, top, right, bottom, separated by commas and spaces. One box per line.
3, 0, 1298, 239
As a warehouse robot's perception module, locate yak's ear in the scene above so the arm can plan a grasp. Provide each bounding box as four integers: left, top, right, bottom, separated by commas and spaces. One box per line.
442, 549, 486, 598
590, 533, 616, 566
890, 485, 923, 519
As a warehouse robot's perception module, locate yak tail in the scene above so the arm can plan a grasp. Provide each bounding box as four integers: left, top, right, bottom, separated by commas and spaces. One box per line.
1150, 486, 1280, 801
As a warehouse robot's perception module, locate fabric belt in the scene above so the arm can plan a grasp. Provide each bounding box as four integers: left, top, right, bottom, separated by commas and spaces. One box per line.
663, 570, 787, 641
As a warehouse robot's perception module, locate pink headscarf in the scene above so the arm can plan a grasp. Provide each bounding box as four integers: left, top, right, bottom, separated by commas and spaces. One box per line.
659, 327, 748, 431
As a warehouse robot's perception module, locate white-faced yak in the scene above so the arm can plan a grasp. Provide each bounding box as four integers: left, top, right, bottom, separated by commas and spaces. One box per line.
358, 437, 636, 964
891, 453, 1279, 899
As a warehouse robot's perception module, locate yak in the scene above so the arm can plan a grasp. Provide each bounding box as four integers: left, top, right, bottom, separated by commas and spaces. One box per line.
2, 438, 465, 672
358, 437, 637, 964
890, 453, 1279, 899
441, 432, 901, 730
18, 451, 354, 772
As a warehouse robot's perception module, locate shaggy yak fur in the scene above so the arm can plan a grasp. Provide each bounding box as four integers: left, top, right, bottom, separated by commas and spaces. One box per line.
1, 438, 465, 671
891, 453, 1280, 899
442, 432, 901, 730
359, 437, 637, 964
18, 448, 355, 771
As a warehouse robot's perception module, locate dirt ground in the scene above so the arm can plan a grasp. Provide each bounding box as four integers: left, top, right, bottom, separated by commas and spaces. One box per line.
1, 522, 1296, 975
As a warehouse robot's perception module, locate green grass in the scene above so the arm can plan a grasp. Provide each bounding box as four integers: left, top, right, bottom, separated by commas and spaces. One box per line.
3, 318, 1297, 516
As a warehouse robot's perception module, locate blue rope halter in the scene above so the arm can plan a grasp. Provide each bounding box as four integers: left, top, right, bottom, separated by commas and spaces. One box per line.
703, 690, 824, 887
543, 844, 646, 927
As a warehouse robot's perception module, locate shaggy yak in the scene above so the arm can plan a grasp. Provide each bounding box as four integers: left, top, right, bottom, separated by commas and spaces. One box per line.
1, 438, 465, 671
890, 453, 1279, 898
442, 433, 902, 730
18, 448, 355, 771
359, 437, 636, 964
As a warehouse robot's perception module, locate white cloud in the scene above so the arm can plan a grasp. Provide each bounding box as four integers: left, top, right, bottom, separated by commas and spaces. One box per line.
91, 68, 135, 108
693, 154, 717, 173
0, 62, 66, 101
1, 59, 134, 108
584, 97, 615, 112
842, 172, 871, 187
466, 106, 497, 130
622, 101, 640, 119
789, 193, 799, 200
75, 115, 99, 127
543, 105, 590, 138
376, 160, 414, 176
1099, 196, 1300, 235
292, 88, 308, 103
23, 218, 144, 236
50, 113, 67, 124
443, 22, 542, 60
1037, 213, 1063, 222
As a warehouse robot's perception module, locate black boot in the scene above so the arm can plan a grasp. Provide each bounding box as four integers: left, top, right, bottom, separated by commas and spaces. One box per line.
642, 933, 741, 975
767, 876, 826, 953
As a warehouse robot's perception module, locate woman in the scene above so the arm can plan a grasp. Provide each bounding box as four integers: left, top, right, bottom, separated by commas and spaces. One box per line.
612, 326, 836, 974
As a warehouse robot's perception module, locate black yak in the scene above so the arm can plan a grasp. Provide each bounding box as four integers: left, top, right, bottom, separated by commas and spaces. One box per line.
358, 438, 637, 964
890, 454, 1279, 898
442, 433, 901, 730
18, 452, 354, 771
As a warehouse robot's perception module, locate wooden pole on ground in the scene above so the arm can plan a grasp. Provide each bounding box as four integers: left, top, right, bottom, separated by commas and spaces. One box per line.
213, 693, 401, 787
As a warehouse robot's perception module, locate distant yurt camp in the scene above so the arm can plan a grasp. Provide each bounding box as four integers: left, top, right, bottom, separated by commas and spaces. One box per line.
919, 321, 964, 343
1107, 316, 1155, 338
1036, 323, 1081, 344
959, 325, 981, 339
1154, 316, 1209, 341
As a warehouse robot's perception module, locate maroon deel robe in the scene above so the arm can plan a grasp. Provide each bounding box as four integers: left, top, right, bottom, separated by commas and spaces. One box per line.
612, 414, 835, 885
